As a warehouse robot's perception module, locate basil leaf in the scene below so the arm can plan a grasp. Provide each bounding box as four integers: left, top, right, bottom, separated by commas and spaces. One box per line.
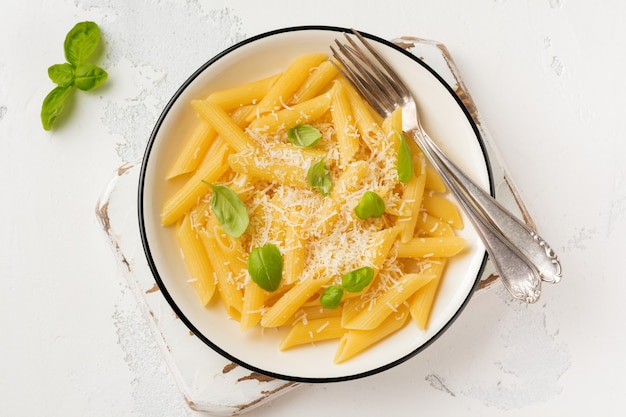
319, 285, 343, 309
207, 183, 249, 238
397, 131, 413, 183
248, 243, 283, 292
74, 64, 108, 91
342, 266, 375, 293
287, 124, 322, 147
41, 86, 73, 130
307, 159, 332, 196
48, 63, 75, 88
354, 191, 385, 220
64, 21, 101, 65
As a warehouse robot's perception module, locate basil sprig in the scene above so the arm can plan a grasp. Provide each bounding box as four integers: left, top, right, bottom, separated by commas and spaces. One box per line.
206, 182, 249, 238
307, 159, 333, 196
41, 21, 108, 130
318, 266, 376, 308
396, 131, 413, 183
354, 191, 385, 220
287, 124, 322, 147
248, 243, 284, 292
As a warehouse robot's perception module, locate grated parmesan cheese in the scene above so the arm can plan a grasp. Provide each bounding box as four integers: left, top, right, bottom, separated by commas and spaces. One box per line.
171, 63, 464, 362
316, 321, 330, 333
385, 301, 398, 312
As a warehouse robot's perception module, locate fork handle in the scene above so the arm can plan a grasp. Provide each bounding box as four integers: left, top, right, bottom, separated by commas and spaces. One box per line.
407, 128, 559, 302
408, 129, 542, 302
450, 180, 543, 303
415, 131, 562, 284
425, 137, 562, 284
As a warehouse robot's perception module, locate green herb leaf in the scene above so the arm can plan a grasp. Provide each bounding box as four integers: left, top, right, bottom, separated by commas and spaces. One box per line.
354, 191, 385, 220
41, 86, 73, 131
287, 124, 322, 147
74, 64, 108, 91
319, 285, 344, 309
64, 21, 101, 65
396, 131, 413, 183
42, 21, 107, 131
248, 243, 283, 292
307, 159, 333, 196
342, 266, 375, 293
48, 63, 75, 88
207, 183, 249, 238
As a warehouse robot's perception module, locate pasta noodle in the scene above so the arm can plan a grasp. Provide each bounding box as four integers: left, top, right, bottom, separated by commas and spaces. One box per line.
290, 60, 338, 105
330, 81, 359, 165
175, 214, 216, 305
160, 53, 468, 363
409, 258, 447, 329
335, 305, 410, 363
280, 316, 345, 350
251, 52, 327, 117
161, 139, 230, 226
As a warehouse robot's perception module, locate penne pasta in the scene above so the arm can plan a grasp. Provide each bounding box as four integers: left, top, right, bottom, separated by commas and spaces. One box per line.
291, 305, 343, 324
228, 150, 310, 189
260, 275, 333, 328
240, 279, 269, 331
161, 54, 469, 363
368, 227, 401, 274
381, 108, 402, 139
334, 306, 410, 364
416, 212, 456, 237
290, 60, 338, 105
330, 160, 370, 200
199, 228, 244, 320
173, 106, 255, 180
425, 165, 447, 193
166, 75, 279, 179
283, 213, 306, 285
422, 190, 464, 229
191, 99, 256, 152
397, 236, 466, 258
160, 139, 230, 226
247, 92, 332, 134
396, 139, 427, 241
337, 77, 383, 149
166, 119, 217, 179
208, 73, 280, 112
280, 316, 345, 350
252, 52, 328, 117
398, 170, 427, 243
175, 214, 217, 305
409, 259, 447, 329
330, 81, 359, 165
342, 272, 436, 330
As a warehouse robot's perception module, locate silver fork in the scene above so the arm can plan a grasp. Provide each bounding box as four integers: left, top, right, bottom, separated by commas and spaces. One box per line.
331, 30, 561, 303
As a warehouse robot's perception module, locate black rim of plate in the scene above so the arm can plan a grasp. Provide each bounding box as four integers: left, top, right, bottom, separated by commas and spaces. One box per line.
138, 25, 493, 383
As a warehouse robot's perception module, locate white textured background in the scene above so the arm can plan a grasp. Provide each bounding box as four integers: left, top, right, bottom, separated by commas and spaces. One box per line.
1, 0, 625, 416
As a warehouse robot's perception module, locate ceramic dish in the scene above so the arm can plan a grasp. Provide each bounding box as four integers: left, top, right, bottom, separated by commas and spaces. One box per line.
138, 26, 492, 383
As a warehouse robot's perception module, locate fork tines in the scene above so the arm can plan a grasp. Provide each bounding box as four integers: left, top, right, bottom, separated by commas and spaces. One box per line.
330, 29, 408, 118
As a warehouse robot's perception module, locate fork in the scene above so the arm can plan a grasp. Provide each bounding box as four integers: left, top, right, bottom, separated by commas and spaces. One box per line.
331, 30, 561, 303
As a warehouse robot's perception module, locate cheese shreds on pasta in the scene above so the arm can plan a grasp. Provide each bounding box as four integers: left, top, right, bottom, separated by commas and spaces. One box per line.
163, 56, 466, 363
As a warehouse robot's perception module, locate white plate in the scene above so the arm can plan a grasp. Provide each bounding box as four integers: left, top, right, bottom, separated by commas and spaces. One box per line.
139, 26, 492, 382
